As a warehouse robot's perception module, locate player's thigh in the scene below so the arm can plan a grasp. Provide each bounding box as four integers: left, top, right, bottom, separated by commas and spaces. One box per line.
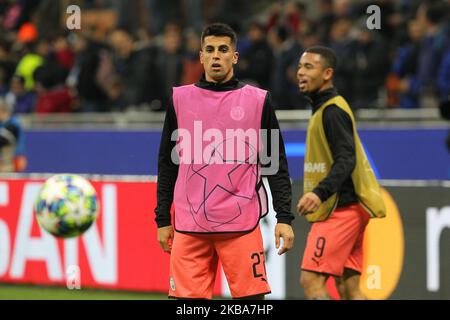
342, 268, 364, 298
300, 269, 328, 288
215, 226, 271, 298
344, 207, 371, 273
170, 232, 218, 299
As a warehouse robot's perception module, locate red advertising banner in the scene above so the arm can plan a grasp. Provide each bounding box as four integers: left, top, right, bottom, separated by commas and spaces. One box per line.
0, 177, 223, 295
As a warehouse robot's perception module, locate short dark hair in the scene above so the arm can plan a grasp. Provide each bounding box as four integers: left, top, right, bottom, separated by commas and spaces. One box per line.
201, 23, 237, 48
304, 46, 337, 70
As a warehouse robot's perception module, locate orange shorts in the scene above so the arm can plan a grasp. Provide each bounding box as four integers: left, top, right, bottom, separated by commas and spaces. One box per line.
169, 226, 271, 299
301, 203, 370, 277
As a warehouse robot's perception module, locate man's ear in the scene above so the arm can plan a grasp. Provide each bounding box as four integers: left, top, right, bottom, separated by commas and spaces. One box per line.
324, 67, 334, 81
233, 51, 239, 65
199, 50, 204, 64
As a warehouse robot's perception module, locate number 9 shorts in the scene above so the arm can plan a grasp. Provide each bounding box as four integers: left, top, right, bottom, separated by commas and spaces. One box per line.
301, 204, 371, 277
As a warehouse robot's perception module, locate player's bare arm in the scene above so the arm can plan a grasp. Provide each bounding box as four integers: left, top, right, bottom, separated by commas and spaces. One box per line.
274, 223, 294, 255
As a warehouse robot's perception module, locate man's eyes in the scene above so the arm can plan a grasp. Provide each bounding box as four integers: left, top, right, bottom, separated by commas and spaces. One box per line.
205, 47, 228, 53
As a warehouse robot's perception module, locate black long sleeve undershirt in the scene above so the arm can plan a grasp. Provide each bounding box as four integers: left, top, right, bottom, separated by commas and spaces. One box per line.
260, 92, 294, 225
154, 97, 178, 228
308, 88, 358, 207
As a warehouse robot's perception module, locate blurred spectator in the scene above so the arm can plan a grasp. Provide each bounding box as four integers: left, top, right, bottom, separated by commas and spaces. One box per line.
0, 97, 27, 172
32, 37, 68, 88
268, 25, 305, 109
415, 0, 449, 108
437, 47, 450, 104
181, 0, 204, 32
201, 0, 250, 28
34, 0, 63, 39
66, 34, 111, 112
333, 0, 353, 19
113, 0, 151, 36
0, 69, 8, 96
17, 22, 38, 43
5, 75, 36, 113
352, 22, 390, 109
399, 0, 426, 21
153, 23, 184, 110
0, 0, 447, 112
267, 1, 306, 36
437, 24, 450, 140
181, 29, 203, 85
108, 29, 159, 110
81, 1, 118, 41
145, 0, 182, 35
387, 19, 424, 108
375, 0, 404, 41
53, 34, 76, 75
299, 27, 321, 49
439, 48, 450, 153
116, 0, 205, 35
353, 0, 403, 42
33, 65, 75, 113
316, 0, 336, 45
0, 40, 15, 96
237, 22, 274, 90
2, 1, 39, 31
14, 39, 46, 91
329, 17, 356, 103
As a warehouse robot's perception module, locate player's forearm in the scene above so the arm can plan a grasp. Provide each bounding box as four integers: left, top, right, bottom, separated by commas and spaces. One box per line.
154, 96, 179, 227
312, 153, 355, 202
154, 142, 178, 227
267, 154, 294, 225
266, 127, 294, 224
261, 92, 295, 224
154, 165, 178, 228
315, 105, 356, 202
154, 206, 172, 228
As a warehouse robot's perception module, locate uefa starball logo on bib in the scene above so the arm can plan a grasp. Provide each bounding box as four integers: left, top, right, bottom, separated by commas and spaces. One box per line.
230, 106, 245, 121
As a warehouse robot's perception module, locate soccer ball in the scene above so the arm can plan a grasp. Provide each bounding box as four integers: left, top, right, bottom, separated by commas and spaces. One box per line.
35, 174, 99, 238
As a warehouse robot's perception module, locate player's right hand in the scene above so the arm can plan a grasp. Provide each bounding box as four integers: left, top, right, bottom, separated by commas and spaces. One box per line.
157, 225, 174, 253
297, 192, 322, 216
275, 223, 295, 255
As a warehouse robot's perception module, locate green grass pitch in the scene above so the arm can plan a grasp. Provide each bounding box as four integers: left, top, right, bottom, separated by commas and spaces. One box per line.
0, 283, 167, 300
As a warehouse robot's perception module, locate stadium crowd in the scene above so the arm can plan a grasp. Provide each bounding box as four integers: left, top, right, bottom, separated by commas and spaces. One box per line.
0, 0, 448, 113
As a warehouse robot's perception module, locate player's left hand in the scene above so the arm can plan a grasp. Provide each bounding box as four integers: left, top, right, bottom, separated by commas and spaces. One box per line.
157, 225, 174, 253
297, 192, 322, 216
274, 223, 294, 255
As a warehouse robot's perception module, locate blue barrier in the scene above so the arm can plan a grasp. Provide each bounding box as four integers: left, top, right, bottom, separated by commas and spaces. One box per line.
25, 128, 450, 179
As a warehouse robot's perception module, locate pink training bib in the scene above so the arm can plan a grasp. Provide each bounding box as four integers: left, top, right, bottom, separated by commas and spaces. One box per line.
172, 84, 267, 233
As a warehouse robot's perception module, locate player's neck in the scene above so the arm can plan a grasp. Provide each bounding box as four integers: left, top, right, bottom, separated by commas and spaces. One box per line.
205, 72, 234, 84
318, 81, 333, 93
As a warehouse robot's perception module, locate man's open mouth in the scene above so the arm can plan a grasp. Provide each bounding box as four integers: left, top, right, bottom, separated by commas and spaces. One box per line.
299, 79, 308, 89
